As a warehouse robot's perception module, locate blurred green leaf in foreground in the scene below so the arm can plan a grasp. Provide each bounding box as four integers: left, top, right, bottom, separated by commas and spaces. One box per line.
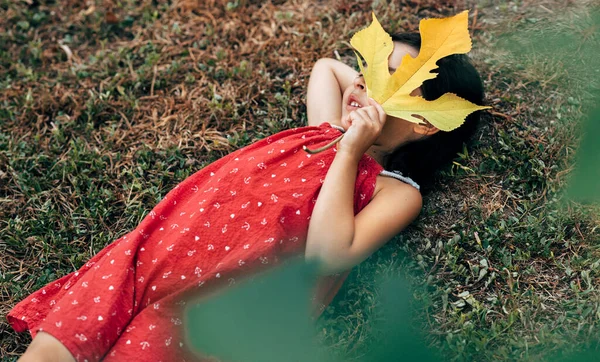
184, 258, 438, 362
185, 260, 330, 362
567, 105, 600, 203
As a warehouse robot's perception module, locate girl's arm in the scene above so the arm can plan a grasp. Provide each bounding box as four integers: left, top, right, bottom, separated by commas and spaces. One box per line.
305, 100, 422, 275
306, 58, 358, 126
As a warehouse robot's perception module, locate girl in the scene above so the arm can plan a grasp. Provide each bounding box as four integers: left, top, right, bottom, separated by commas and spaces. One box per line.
9, 31, 485, 362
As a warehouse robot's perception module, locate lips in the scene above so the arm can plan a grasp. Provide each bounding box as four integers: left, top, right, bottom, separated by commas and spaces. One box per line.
346, 94, 363, 112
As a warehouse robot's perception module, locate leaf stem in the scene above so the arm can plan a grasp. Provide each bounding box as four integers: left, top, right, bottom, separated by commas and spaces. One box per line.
302, 134, 345, 154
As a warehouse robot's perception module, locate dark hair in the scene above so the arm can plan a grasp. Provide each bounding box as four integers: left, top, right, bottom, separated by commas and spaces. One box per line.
385, 33, 485, 193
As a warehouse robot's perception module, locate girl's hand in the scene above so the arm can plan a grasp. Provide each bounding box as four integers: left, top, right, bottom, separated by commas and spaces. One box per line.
338, 98, 386, 160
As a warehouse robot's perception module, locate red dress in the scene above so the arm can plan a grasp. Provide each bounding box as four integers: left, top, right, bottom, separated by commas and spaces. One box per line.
8, 123, 383, 362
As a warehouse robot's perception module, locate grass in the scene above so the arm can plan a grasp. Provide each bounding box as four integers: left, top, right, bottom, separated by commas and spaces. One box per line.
1, 0, 599, 361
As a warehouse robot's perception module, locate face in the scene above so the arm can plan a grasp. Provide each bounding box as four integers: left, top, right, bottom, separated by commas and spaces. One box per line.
341, 41, 423, 153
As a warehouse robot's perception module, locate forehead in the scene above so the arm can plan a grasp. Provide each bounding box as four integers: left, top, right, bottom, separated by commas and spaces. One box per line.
388, 41, 419, 71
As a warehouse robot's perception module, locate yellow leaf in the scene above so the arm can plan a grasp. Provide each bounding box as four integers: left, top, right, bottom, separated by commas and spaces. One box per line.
384, 93, 490, 131
350, 13, 394, 100
385, 11, 472, 99
349, 11, 490, 132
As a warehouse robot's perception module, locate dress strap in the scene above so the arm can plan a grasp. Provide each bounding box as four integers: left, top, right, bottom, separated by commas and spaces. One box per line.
379, 170, 420, 191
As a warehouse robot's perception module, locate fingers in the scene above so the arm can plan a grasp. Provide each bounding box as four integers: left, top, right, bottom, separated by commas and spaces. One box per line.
368, 98, 386, 124
345, 110, 364, 130
339, 100, 385, 156
352, 108, 371, 124
346, 98, 386, 131
356, 107, 376, 123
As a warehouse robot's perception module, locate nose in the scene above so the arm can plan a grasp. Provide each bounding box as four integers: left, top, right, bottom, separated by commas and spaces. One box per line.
353, 75, 366, 91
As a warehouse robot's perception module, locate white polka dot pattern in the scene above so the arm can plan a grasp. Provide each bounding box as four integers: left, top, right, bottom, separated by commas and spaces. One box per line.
7, 123, 383, 362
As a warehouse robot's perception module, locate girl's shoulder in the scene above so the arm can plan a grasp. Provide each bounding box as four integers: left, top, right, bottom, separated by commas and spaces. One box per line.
372, 171, 422, 205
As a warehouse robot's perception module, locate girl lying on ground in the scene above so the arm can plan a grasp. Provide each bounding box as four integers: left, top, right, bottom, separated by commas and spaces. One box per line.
9, 18, 485, 362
